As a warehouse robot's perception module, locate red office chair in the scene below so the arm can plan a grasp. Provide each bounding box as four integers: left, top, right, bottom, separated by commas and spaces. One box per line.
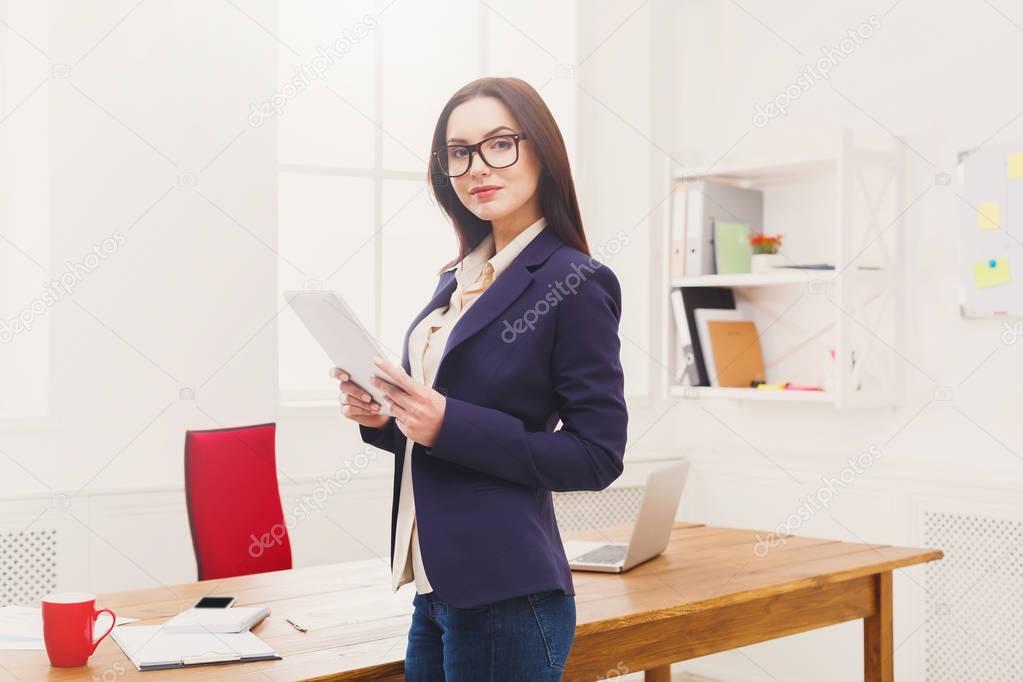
184, 422, 292, 580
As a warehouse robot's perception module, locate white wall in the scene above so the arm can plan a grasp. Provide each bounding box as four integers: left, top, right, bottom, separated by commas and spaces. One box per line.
663, 2, 1023, 680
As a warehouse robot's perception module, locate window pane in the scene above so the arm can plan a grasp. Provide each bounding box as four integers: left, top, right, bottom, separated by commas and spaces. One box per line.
1, 7, 50, 419
276, 1, 377, 168
380, 1, 482, 171
278, 172, 375, 398
380, 180, 458, 358
485, 0, 577, 171
485, 0, 570, 79
0, 263, 50, 419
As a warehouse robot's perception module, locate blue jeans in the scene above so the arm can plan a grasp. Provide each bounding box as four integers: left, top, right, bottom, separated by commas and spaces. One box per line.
404, 588, 576, 681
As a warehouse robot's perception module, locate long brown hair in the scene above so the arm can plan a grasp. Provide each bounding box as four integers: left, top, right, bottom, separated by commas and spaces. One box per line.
427, 77, 589, 274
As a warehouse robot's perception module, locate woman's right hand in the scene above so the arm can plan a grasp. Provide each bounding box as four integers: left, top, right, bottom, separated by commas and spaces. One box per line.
330, 367, 389, 429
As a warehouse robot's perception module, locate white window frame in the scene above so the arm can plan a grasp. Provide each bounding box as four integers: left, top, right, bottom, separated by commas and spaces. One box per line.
276, 0, 489, 413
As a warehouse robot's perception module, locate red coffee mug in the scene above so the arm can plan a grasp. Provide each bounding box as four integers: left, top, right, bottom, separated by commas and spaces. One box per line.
41, 592, 116, 668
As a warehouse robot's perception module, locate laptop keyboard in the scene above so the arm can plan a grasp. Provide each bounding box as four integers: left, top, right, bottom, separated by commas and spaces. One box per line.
572, 544, 628, 565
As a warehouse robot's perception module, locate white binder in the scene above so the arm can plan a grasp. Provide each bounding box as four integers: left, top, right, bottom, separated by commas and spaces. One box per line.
111, 625, 280, 671
163, 606, 270, 634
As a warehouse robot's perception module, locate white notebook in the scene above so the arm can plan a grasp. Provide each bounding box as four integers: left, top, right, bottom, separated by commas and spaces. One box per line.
163, 606, 270, 633
112, 625, 279, 671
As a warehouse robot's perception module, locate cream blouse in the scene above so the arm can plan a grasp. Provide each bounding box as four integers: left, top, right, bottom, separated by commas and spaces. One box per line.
391, 216, 548, 594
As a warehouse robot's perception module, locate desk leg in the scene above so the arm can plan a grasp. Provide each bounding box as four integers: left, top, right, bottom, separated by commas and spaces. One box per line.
864, 571, 893, 682
644, 664, 671, 682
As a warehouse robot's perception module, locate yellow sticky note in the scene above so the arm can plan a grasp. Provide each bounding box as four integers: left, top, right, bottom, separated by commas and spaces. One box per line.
973, 258, 1012, 289
1008, 152, 1023, 180
977, 202, 1001, 229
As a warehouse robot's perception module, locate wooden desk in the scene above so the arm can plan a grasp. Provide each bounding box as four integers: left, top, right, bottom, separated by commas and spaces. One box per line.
0, 523, 942, 681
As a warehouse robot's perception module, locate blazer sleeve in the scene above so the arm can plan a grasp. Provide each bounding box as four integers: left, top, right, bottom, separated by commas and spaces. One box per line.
359, 418, 400, 455
423, 262, 628, 492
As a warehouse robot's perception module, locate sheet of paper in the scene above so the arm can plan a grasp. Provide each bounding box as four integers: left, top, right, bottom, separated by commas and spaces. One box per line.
284, 587, 413, 631
973, 258, 1012, 289
977, 202, 1001, 230
0, 606, 136, 651
1008, 152, 1023, 180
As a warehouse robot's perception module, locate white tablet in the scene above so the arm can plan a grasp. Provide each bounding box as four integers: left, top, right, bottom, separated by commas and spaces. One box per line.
283, 290, 397, 417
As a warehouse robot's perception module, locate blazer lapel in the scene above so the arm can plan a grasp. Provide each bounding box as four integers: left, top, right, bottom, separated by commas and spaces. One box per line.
399, 226, 567, 380
436, 260, 532, 373
436, 226, 566, 377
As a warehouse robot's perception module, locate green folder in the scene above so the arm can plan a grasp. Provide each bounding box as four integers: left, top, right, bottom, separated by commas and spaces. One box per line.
713, 221, 752, 275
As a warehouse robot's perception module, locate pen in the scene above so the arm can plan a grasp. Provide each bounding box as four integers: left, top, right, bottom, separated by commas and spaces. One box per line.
285, 618, 308, 633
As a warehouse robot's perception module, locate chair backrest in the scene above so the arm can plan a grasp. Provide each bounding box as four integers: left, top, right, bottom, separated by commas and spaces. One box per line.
184, 422, 292, 580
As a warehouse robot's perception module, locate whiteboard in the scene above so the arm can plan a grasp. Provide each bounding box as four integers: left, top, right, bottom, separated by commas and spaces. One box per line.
960, 145, 1023, 318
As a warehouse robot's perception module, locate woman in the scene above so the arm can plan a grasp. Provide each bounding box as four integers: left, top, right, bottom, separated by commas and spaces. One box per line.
331, 76, 628, 681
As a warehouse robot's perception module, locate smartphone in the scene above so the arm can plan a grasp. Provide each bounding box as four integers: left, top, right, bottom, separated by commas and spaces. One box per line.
194, 596, 235, 609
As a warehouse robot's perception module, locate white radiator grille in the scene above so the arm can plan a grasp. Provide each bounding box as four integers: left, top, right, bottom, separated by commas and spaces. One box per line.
923, 510, 1023, 681
553, 485, 645, 533
1, 528, 58, 607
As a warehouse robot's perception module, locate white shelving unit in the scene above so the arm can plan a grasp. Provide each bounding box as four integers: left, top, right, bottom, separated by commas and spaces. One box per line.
671, 385, 835, 403
660, 130, 905, 408
671, 268, 886, 290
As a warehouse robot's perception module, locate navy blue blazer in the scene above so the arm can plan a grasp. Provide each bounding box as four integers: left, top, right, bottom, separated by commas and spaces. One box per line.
359, 225, 628, 608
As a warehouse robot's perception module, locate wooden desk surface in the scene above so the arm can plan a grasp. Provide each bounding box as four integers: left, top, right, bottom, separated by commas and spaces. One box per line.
0, 523, 942, 681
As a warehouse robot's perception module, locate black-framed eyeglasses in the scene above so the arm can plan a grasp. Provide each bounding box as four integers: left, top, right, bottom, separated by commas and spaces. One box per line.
432, 132, 528, 178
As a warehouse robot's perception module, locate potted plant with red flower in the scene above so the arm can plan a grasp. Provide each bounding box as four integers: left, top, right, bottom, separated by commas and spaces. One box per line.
750, 233, 783, 273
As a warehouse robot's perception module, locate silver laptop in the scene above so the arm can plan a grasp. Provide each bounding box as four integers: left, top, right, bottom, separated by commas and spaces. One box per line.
562, 460, 690, 573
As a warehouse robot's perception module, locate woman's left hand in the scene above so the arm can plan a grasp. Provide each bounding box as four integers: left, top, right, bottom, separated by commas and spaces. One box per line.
370, 356, 447, 448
